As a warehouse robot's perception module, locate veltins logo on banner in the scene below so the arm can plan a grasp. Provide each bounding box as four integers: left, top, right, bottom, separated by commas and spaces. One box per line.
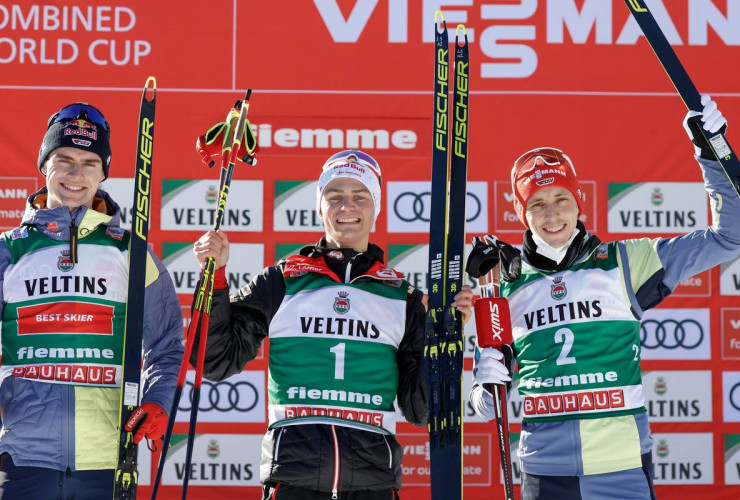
100, 177, 133, 230
642, 371, 712, 422
175, 370, 265, 423
160, 180, 263, 231
720, 255, 740, 296
607, 182, 707, 233
0, 177, 37, 230
494, 180, 596, 233
386, 181, 488, 234
725, 434, 740, 485
652, 433, 713, 485
723, 372, 740, 423
638, 308, 710, 360
162, 434, 262, 486
274, 180, 324, 232
162, 242, 264, 295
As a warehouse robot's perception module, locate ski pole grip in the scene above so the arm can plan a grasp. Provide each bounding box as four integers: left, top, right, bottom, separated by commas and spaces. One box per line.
474, 296, 512, 349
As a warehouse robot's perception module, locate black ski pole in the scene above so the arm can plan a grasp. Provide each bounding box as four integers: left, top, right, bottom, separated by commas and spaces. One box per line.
623, 0, 740, 195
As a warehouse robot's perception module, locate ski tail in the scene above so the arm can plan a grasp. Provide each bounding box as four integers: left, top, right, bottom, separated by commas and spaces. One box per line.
114, 76, 157, 500
623, 0, 740, 195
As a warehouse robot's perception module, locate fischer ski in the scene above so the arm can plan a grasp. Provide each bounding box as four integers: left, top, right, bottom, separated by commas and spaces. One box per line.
623, 0, 740, 196
425, 11, 469, 500
151, 90, 258, 500
114, 76, 157, 500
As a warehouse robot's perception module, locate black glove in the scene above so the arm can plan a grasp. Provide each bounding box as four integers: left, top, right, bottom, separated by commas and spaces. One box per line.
465, 235, 522, 282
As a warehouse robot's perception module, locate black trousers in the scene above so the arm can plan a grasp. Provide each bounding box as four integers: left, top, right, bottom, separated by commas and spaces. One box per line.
0, 453, 114, 500
262, 483, 400, 500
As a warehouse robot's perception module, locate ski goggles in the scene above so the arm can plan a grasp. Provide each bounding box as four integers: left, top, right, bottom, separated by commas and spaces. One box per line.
322, 150, 382, 186
512, 147, 568, 175
47, 103, 110, 135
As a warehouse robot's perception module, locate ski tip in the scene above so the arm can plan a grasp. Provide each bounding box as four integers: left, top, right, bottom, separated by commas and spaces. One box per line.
144, 76, 156, 102
245, 89, 252, 101
434, 10, 445, 24
455, 24, 467, 38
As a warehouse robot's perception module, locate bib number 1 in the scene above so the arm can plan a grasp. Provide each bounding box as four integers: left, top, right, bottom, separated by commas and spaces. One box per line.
329, 343, 346, 380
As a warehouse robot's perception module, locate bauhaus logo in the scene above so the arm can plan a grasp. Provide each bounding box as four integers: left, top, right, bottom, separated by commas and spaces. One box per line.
608, 182, 707, 233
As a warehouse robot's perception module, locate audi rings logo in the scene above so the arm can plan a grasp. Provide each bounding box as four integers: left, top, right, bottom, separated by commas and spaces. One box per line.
640, 319, 704, 350
730, 382, 740, 412
393, 191, 482, 223
180, 379, 260, 413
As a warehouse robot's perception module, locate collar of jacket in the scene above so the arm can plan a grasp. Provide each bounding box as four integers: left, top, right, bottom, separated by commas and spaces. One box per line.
288, 238, 386, 282
21, 187, 122, 240
522, 221, 602, 272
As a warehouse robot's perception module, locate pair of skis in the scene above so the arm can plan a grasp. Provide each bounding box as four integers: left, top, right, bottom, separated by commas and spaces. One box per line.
425, 11, 469, 500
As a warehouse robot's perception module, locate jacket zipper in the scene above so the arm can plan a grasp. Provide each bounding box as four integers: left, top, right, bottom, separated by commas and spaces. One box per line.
331, 425, 340, 499
382, 435, 393, 469
273, 427, 285, 461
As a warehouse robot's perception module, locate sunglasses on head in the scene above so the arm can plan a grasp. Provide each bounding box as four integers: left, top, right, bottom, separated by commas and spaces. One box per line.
324, 151, 382, 185
47, 103, 110, 135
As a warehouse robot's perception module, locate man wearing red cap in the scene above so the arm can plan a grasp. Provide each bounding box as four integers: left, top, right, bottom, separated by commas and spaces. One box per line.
192, 150, 474, 499
467, 95, 740, 499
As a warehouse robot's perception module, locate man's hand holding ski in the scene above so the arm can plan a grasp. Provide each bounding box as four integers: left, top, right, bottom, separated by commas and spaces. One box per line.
124, 402, 168, 444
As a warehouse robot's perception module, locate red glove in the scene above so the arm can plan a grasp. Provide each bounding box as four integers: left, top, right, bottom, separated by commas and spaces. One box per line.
124, 402, 168, 444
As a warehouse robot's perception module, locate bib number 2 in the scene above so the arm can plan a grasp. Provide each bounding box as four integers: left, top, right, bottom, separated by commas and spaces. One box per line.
554, 328, 577, 366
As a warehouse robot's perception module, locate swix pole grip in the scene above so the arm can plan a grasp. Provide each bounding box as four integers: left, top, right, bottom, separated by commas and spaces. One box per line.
474, 296, 512, 349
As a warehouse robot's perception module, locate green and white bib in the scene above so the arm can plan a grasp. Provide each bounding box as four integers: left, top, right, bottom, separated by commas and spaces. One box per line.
502, 242, 645, 423
267, 256, 408, 435
1, 226, 129, 388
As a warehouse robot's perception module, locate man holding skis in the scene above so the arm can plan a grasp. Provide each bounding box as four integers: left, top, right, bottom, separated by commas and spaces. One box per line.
0, 103, 183, 498
468, 96, 740, 499
192, 150, 474, 499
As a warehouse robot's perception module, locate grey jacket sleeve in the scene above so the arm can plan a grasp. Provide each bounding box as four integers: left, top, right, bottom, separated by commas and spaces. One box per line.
140, 251, 185, 413
625, 156, 740, 312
